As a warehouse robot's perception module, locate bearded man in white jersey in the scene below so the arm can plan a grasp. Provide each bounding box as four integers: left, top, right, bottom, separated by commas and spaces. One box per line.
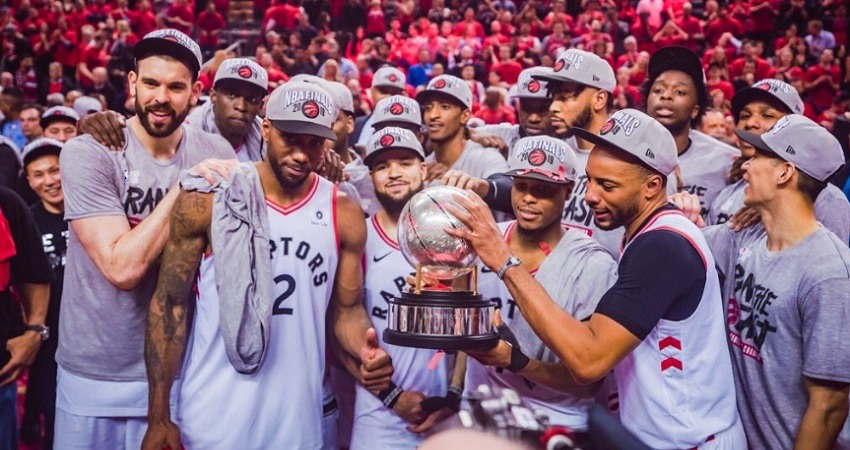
142, 81, 394, 450
462, 135, 617, 433
447, 109, 745, 448
673, 115, 850, 450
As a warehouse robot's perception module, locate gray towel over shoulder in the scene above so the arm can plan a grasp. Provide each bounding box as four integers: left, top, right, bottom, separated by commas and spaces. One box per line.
180, 162, 272, 374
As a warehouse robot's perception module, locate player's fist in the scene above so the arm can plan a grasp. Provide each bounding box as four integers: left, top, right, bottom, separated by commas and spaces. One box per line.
359, 328, 394, 395
141, 418, 183, 450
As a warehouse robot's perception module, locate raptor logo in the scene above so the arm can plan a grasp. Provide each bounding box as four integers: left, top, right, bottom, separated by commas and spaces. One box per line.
390, 102, 405, 115
527, 80, 541, 93
302, 100, 320, 119
388, 74, 399, 83
238, 66, 253, 78
554, 59, 566, 72
380, 134, 395, 147
758, 82, 772, 91
433, 79, 447, 89
528, 149, 546, 166
163, 34, 179, 43
600, 119, 616, 135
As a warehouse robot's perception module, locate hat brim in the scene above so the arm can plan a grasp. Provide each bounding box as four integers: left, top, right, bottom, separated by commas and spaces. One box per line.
40, 115, 77, 129
733, 128, 774, 154
23, 146, 61, 168
730, 87, 794, 120
363, 146, 424, 168
648, 46, 705, 93
134, 38, 201, 74
571, 126, 670, 175
371, 119, 420, 132
532, 71, 580, 87
214, 78, 268, 98
415, 90, 469, 110
503, 169, 572, 184
271, 120, 337, 141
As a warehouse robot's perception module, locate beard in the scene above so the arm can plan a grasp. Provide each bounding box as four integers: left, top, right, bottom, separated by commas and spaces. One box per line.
270, 160, 312, 189
376, 182, 423, 214
136, 98, 191, 138
566, 104, 593, 137
594, 200, 639, 231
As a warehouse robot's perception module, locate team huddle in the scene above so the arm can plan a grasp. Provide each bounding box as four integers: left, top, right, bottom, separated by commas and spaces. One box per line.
26, 27, 850, 450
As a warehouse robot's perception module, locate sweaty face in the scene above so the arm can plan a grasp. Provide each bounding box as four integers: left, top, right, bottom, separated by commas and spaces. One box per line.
263, 122, 328, 188
511, 177, 569, 234
20, 109, 42, 139
370, 149, 426, 214
26, 154, 63, 207
422, 99, 468, 143
44, 120, 77, 142
584, 146, 649, 230
212, 84, 265, 137
518, 98, 553, 136
131, 57, 199, 138
549, 83, 596, 135
646, 70, 699, 134
736, 100, 787, 159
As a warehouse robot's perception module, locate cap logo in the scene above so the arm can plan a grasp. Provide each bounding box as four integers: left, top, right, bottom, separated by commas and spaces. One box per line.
600, 119, 615, 135
592, 75, 600, 82
559, 52, 584, 71
611, 111, 640, 136
238, 66, 253, 79
515, 139, 566, 164
786, 145, 796, 155
527, 149, 547, 166
770, 116, 791, 135
554, 59, 566, 72
527, 80, 541, 93
380, 134, 395, 147
646, 148, 655, 159
302, 100, 320, 119
433, 79, 447, 89
758, 83, 771, 91
390, 102, 405, 115
163, 35, 179, 43
388, 74, 399, 83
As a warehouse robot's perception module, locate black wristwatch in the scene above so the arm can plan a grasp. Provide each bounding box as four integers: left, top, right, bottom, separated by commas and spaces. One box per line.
497, 256, 521, 280
25, 325, 49, 341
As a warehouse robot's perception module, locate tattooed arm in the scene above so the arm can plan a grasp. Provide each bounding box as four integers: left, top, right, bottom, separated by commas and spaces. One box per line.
141, 190, 212, 450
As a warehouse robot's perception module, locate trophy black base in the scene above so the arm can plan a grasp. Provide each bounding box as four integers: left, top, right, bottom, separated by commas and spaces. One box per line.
383, 290, 499, 351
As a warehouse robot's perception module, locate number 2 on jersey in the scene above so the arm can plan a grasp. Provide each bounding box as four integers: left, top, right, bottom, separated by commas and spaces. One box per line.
273, 274, 296, 315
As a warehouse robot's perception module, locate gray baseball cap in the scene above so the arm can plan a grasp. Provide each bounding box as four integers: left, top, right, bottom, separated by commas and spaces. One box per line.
40, 106, 79, 129
373, 67, 407, 91
214, 58, 268, 94
286, 75, 353, 116
416, 75, 473, 110
505, 135, 578, 184
735, 114, 844, 182
516, 67, 551, 99
572, 108, 679, 176
134, 29, 203, 75
533, 49, 616, 93
72, 96, 103, 116
372, 95, 422, 129
731, 79, 804, 120
22, 137, 63, 168
364, 126, 425, 167
266, 82, 339, 141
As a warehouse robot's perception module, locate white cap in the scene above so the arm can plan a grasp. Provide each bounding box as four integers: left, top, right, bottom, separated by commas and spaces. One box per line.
534, 49, 616, 93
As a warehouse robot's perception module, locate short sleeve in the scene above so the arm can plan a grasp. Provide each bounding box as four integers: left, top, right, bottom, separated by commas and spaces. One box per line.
800, 278, 850, 383
60, 136, 124, 221
814, 186, 850, 243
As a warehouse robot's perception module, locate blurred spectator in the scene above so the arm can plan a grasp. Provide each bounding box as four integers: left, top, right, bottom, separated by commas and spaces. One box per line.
197, 3, 226, 59
613, 66, 641, 109
129, 0, 157, 38
408, 49, 433, 87
76, 30, 108, 89
490, 45, 522, 85
165, 0, 194, 35
317, 39, 358, 81
474, 86, 515, 125
83, 67, 118, 112
365, 0, 386, 38
804, 19, 836, 61
14, 55, 37, 105
707, 62, 735, 102
636, 0, 664, 29
461, 64, 485, 108
805, 48, 842, 114
699, 109, 736, 145
19, 104, 42, 144
0, 87, 26, 149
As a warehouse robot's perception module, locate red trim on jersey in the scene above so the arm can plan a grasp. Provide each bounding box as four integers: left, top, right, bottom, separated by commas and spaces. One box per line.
332, 184, 340, 251
265, 174, 320, 215
659, 336, 682, 351
621, 210, 686, 254
660, 357, 683, 372
651, 225, 708, 270
373, 215, 401, 250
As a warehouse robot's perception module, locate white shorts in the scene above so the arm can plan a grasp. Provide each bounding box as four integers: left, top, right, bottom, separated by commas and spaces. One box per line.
698, 415, 747, 450
54, 409, 147, 450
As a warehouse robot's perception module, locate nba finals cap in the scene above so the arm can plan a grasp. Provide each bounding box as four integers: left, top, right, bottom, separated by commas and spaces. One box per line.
72, 96, 102, 117
516, 67, 551, 99
731, 79, 804, 120
734, 114, 844, 182
416, 74, 473, 110
214, 58, 268, 95
572, 108, 679, 176
266, 82, 339, 141
286, 75, 353, 115
648, 46, 706, 97
134, 29, 203, 75
372, 67, 407, 91
364, 126, 425, 167
22, 138, 63, 168
372, 95, 422, 129
40, 106, 79, 129
533, 49, 616, 93
505, 135, 578, 184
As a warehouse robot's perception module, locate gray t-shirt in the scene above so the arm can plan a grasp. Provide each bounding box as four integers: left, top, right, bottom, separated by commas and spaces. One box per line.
58, 125, 235, 382
679, 130, 739, 217
703, 224, 850, 450
708, 179, 850, 243
186, 101, 264, 163
425, 141, 508, 181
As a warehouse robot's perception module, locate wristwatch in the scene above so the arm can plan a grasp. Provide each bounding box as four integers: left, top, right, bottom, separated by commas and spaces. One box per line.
25, 325, 50, 341
497, 256, 522, 280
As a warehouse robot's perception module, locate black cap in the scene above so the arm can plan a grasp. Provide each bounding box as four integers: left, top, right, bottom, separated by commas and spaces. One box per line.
648, 46, 706, 96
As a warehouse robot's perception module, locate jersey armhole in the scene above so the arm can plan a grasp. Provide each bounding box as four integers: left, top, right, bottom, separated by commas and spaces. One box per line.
332, 184, 340, 251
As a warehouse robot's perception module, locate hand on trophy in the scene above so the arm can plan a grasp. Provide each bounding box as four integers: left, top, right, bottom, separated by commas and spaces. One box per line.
465, 310, 512, 369
443, 190, 513, 272
360, 328, 394, 395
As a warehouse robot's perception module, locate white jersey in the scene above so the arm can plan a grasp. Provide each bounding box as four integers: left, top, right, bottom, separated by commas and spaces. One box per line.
615, 210, 742, 449
466, 221, 612, 430
178, 175, 340, 449
350, 215, 449, 450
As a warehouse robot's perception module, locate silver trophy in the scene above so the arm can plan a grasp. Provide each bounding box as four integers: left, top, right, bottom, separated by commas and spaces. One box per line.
383, 186, 499, 350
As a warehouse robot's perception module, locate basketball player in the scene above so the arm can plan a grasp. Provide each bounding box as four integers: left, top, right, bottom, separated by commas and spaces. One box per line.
644, 46, 740, 218
348, 127, 454, 450
447, 109, 745, 448
464, 135, 618, 431
142, 81, 394, 449
706, 79, 850, 242
673, 115, 850, 449
55, 29, 236, 449
79, 58, 268, 162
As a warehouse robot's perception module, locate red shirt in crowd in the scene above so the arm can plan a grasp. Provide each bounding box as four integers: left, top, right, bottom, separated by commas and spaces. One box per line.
707, 79, 735, 102
749, 0, 779, 34
166, 3, 194, 35
491, 60, 523, 85
614, 84, 642, 105
197, 10, 226, 47
365, 8, 386, 36
454, 19, 485, 38
263, 3, 300, 30
475, 105, 516, 125
677, 15, 703, 52
705, 16, 744, 46
729, 56, 773, 80
78, 44, 108, 87
806, 63, 842, 111
129, 9, 157, 37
